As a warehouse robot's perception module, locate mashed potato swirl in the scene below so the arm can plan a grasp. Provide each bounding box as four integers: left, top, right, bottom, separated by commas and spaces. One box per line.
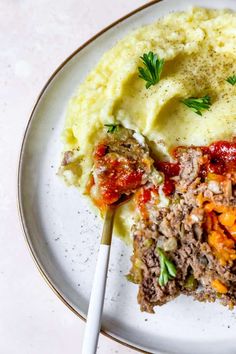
61, 7, 236, 242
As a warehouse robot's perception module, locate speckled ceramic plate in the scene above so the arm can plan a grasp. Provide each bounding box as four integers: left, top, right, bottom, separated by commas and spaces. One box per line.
18, 0, 236, 353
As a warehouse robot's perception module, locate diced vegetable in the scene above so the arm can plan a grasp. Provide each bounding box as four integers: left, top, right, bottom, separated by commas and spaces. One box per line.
184, 274, 198, 290
211, 279, 228, 294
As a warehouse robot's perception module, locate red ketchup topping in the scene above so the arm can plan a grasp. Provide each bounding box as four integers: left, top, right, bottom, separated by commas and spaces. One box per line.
94, 144, 107, 158
155, 161, 180, 196
100, 166, 143, 205
136, 185, 159, 219
93, 145, 143, 205
138, 187, 153, 205
207, 141, 236, 175
163, 179, 176, 196
155, 162, 180, 177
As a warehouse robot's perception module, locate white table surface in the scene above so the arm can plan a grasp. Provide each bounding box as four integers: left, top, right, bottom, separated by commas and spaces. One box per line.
0, 1, 147, 353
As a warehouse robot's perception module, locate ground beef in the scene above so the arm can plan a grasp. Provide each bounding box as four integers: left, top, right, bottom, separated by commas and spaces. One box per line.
177, 148, 203, 192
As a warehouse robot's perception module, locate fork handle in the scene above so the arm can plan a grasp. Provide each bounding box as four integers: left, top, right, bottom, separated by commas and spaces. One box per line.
82, 244, 110, 354
82, 207, 115, 354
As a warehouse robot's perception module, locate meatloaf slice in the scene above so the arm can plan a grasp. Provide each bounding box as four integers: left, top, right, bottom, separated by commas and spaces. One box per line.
128, 146, 236, 312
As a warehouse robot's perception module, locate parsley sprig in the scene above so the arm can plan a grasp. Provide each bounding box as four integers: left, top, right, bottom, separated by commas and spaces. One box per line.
138, 51, 164, 89
181, 95, 212, 116
104, 124, 119, 133
157, 247, 177, 286
226, 75, 236, 86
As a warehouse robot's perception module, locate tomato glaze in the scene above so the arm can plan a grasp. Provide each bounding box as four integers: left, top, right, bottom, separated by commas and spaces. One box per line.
155, 162, 180, 177
136, 185, 159, 219
155, 161, 180, 196
94, 143, 107, 158
207, 141, 236, 175
93, 144, 143, 205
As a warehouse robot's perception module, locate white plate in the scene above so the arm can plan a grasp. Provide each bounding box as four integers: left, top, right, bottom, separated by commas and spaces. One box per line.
18, 0, 236, 353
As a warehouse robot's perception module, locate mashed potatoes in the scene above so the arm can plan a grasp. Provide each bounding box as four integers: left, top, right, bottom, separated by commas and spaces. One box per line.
61, 7, 236, 242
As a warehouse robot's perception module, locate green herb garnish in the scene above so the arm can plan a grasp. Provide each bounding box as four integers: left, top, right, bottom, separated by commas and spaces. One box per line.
104, 124, 119, 133
181, 95, 212, 116
138, 51, 164, 89
226, 75, 236, 86
157, 247, 177, 286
